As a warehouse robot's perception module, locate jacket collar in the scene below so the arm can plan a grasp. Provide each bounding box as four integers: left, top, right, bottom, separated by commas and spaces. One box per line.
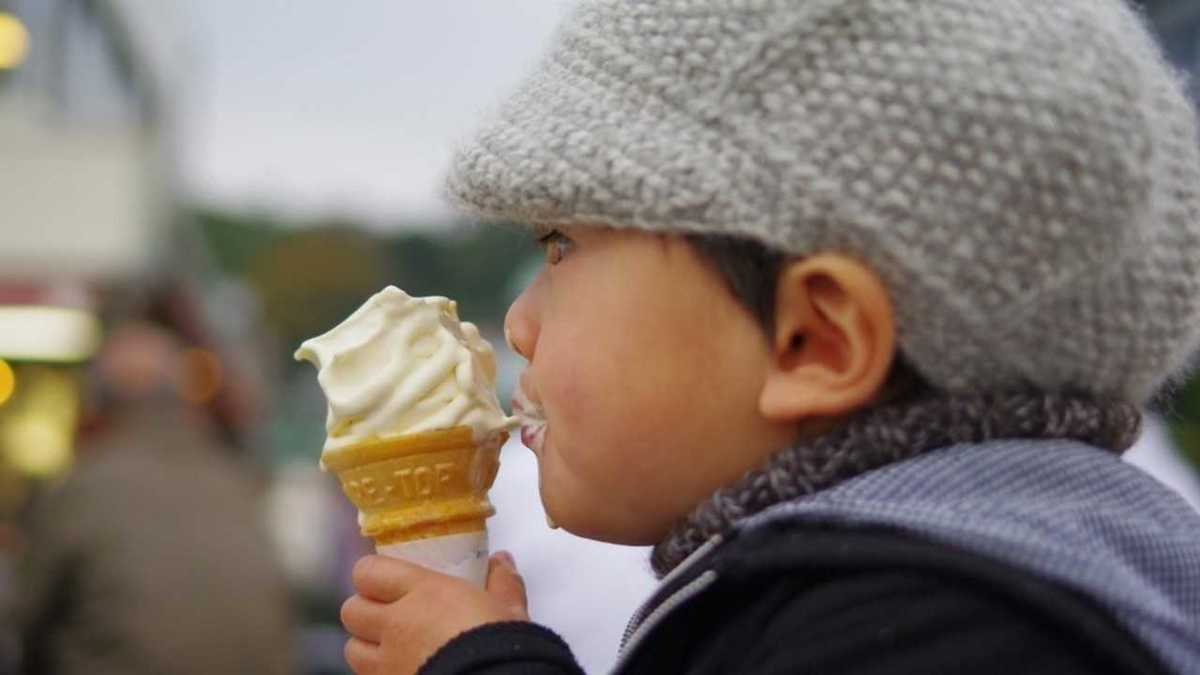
650, 392, 1137, 576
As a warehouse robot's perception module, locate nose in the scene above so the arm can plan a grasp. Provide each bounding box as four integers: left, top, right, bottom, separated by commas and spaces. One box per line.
504, 274, 543, 361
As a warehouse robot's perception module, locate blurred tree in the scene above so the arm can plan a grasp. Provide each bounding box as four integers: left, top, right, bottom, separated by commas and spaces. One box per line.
193, 207, 537, 368
192, 208, 284, 278
1167, 376, 1200, 469
385, 233, 443, 297
247, 226, 390, 357
1134, 0, 1200, 97
387, 225, 530, 326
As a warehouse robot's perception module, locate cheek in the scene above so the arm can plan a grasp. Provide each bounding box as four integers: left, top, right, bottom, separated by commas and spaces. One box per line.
533, 323, 645, 457
535, 295, 700, 455
546, 353, 687, 495
538, 337, 614, 443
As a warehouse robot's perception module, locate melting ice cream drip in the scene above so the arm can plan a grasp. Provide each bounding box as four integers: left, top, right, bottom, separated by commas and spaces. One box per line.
511, 386, 556, 529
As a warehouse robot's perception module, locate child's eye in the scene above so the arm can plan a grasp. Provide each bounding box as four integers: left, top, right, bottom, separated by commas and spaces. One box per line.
536, 229, 574, 265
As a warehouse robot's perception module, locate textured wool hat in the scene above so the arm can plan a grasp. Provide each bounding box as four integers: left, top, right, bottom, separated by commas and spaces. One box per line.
445, 0, 1200, 404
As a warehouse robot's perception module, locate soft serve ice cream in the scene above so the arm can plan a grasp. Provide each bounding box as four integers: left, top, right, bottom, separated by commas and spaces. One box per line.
295, 286, 514, 459
295, 286, 516, 584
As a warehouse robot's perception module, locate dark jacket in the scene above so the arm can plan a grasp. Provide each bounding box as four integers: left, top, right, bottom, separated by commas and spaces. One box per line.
421, 527, 1163, 674
420, 440, 1200, 674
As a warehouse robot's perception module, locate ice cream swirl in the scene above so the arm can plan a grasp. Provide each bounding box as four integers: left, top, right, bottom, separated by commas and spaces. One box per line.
295, 286, 515, 458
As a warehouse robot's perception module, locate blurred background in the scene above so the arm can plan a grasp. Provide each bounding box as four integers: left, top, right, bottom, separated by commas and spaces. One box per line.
0, 1, 1197, 673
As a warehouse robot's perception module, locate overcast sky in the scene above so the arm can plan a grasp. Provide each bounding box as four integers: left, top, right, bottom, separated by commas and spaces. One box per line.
161, 1, 574, 229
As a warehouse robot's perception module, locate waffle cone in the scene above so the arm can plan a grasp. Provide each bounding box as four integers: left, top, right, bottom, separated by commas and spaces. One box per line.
323, 426, 505, 545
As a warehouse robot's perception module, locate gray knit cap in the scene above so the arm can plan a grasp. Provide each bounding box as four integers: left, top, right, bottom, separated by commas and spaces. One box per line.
445, 0, 1200, 404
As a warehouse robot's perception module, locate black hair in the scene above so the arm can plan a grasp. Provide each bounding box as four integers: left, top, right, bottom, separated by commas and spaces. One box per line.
684, 232, 786, 336
683, 231, 930, 403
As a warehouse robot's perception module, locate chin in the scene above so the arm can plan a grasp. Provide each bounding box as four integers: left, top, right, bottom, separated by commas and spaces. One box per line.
567, 526, 658, 546
538, 478, 671, 545
549, 506, 668, 545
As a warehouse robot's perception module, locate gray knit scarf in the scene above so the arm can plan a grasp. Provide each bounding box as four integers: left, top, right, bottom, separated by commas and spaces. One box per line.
651, 393, 1143, 577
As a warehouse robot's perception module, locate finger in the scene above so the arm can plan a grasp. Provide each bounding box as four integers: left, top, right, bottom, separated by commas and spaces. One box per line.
340, 594, 389, 644
344, 636, 380, 674
352, 554, 427, 602
486, 551, 529, 619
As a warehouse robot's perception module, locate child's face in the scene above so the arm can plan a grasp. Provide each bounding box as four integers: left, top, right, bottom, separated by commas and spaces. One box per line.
506, 226, 797, 545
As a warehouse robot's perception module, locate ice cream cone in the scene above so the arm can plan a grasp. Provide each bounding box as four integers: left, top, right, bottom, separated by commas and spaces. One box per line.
323, 425, 505, 585
295, 287, 517, 586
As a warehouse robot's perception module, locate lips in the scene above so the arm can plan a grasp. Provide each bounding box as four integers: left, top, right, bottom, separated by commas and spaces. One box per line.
520, 424, 545, 452
511, 385, 547, 454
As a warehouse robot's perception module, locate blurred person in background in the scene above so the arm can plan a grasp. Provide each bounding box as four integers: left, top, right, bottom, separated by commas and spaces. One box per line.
12, 288, 296, 675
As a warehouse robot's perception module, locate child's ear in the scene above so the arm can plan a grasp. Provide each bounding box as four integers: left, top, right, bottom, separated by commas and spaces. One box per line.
760, 254, 896, 421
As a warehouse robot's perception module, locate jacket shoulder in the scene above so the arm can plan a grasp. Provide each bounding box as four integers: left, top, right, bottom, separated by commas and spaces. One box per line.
624, 527, 1166, 674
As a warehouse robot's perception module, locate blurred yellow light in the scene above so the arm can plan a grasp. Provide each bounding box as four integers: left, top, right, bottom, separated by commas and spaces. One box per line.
5, 414, 72, 477
0, 359, 12, 406
0, 364, 79, 479
0, 13, 29, 70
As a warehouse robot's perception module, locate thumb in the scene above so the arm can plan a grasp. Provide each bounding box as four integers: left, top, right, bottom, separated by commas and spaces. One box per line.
486, 551, 529, 620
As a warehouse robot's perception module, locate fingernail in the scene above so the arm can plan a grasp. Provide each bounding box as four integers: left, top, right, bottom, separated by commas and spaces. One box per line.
495, 550, 515, 568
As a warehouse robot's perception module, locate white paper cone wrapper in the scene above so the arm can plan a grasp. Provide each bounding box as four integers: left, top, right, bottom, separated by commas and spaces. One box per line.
376, 529, 490, 587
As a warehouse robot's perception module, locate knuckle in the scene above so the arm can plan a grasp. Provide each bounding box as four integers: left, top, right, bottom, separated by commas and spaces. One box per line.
351, 556, 377, 588
343, 639, 365, 673
339, 596, 357, 629
501, 570, 527, 599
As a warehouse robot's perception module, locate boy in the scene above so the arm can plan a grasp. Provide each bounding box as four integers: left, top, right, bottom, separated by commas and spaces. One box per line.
340, 1, 1200, 673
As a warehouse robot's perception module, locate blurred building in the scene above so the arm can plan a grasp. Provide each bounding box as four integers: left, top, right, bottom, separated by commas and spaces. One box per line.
0, 0, 175, 492
0, 6, 302, 673
0, 0, 174, 281
0, 3, 183, 670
